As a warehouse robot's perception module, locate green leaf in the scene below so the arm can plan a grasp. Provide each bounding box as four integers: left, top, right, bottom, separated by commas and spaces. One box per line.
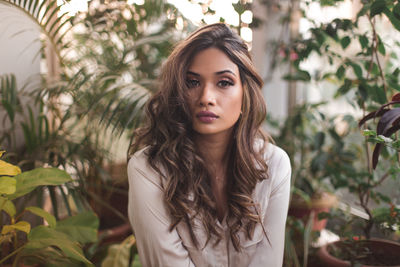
358, 83, 368, 101
370, 0, 387, 17
1, 221, 31, 234
336, 79, 353, 96
101, 235, 136, 267
26, 206, 57, 228
0, 176, 16, 194
25, 226, 94, 266
340, 36, 351, 49
359, 35, 369, 49
351, 63, 363, 79
336, 65, 345, 80
314, 132, 325, 150
383, 7, 400, 31
283, 70, 311, 81
377, 37, 386, 55
0, 160, 21, 176
394, 2, 400, 20
57, 211, 99, 229
368, 85, 387, 104
363, 129, 377, 137
0, 196, 16, 217
56, 212, 99, 243
8, 168, 72, 200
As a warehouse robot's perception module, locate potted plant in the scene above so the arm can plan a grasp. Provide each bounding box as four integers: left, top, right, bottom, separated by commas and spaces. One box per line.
315, 93, 400, 267
0, 151, 99, 266
269, 0, 400, 265
272, 103, 345, 231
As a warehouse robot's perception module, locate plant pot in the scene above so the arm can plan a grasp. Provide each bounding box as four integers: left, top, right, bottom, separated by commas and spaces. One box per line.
317, 239, 400, 267
289, 192, 337, 231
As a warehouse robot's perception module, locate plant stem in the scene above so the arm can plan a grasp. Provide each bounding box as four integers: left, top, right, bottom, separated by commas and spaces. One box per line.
0, 245, 24, 265
369, 16, 388, 100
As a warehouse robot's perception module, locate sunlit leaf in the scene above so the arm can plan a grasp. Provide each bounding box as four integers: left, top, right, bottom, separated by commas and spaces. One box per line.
0, 160, 21, 176
0, 196, 16, 217
0, 176, 16, 194
8, 168, 72, 200
26, 206, 57, 228
1, 221, 31, 234
101, 235, 136, 267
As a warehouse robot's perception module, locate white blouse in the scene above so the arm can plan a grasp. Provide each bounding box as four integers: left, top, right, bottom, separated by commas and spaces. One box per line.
128, 143, 291, 267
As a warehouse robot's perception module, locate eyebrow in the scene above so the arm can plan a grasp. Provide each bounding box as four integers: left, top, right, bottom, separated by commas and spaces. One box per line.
187, 70, 236, 76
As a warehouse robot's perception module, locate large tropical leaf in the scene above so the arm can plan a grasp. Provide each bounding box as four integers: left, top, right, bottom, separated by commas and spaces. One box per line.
22, 225, 94, 266
7, 167, 72, 200
101, 235, 136, 267
55, 211, 99, 244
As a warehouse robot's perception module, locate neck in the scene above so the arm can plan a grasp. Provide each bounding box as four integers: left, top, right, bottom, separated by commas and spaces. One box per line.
194, 133, 233, 169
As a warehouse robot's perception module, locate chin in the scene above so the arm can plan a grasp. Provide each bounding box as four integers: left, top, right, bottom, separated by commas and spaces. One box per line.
192, 125, 234, 137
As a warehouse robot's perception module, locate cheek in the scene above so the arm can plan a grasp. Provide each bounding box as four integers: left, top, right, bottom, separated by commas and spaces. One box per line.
231, 89, 243, 114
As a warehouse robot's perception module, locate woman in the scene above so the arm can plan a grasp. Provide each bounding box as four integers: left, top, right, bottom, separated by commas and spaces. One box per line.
128, 23, 291, 267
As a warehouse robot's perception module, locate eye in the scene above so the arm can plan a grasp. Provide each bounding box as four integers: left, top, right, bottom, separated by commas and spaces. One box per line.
186, 79, 200, 88
218, 79, 234, 88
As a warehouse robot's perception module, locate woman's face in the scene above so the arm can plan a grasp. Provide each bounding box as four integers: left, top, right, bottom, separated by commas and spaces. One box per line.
186, 47, 243, 138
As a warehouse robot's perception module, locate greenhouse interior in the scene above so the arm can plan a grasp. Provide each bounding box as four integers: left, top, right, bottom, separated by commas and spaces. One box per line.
1, 0, 400, 266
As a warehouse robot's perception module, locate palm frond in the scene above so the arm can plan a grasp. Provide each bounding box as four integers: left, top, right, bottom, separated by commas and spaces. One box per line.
0, 0, 74, 67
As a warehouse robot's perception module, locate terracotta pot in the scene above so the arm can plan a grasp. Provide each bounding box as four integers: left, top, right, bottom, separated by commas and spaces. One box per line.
289, 192, 337, 231
317, 239, 400, 267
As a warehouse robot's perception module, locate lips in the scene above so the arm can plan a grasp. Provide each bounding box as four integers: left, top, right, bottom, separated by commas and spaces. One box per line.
196, 111, 219, 123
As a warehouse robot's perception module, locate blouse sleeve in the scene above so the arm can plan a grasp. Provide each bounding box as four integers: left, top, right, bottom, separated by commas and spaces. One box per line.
127, 154, 195, 267
251, 146, 291, 267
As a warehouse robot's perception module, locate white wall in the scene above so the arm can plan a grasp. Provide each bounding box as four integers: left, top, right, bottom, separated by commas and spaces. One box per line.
0, 2, 41, 149
252, 0, 290, 121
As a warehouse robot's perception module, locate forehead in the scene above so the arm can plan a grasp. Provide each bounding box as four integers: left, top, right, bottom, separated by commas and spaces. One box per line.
188, 47, 239, 75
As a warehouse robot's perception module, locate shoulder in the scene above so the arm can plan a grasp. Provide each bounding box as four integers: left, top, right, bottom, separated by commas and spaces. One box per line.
127, 147, 163, 189
256, 142, 291, 194
264, 143, 291, 172
128, 147, 150, 170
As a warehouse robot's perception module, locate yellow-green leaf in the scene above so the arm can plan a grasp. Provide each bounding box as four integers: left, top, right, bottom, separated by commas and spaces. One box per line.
0, 196, 16, 217
26, 206, 56, 228
8, 168, 72, 200
0, 160, 21, 176
101, 235, 136, 267
0, 176, 16, 194
0, 151, 5, 157
1, 221, 31, 234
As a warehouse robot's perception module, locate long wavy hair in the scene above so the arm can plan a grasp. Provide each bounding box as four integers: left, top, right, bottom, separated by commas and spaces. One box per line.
130, 23, 269, 251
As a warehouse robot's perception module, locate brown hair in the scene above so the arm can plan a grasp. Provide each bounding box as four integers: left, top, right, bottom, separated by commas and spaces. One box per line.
130, 23, 269, 251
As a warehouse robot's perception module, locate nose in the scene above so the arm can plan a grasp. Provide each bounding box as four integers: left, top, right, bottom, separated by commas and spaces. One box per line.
198, 82, 216, 107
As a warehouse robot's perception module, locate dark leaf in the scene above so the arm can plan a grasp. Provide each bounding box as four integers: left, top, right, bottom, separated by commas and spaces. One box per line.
359, 35, 369, 49
336, 79, 353, 96
350, 63, 363, 79
359, 108, 389, 127
336, 65, 345, 79
340, 36, 351, 49
392, 93, 400, 101
394, 2, 400, 20
370, 0, 387, 17
377, 108, 400, 135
